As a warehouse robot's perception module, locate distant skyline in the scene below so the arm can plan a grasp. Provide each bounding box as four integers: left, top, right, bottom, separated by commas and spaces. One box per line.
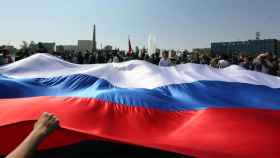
0, 0, 280, 50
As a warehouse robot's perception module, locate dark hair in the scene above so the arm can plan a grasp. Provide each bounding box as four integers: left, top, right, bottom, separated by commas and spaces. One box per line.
163, 50, 169, 55
221, 54, 229, 60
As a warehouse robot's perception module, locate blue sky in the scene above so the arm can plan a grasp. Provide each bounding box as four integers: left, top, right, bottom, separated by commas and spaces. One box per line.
0, 0, 279, 50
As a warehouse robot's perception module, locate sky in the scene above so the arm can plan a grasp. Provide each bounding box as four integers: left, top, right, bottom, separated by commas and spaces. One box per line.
0, 0, 280, 50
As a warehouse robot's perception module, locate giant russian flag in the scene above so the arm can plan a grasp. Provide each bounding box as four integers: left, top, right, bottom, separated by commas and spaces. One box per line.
0, 53, 280, 158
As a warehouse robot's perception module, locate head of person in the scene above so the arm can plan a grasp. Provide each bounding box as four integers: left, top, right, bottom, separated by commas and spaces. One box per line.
220, 54, 229, 61
162, 51, 169, 59
264, 52, 273, 60
1, 49, 9, 57
244, 56, 250, 63
239, 53, 245, 61
155, 51, 160, 58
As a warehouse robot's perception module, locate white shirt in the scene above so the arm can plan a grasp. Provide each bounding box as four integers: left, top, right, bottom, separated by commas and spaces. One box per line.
159, 58, 171, 67
218, 60, 230, 68
113, 56, 120, 63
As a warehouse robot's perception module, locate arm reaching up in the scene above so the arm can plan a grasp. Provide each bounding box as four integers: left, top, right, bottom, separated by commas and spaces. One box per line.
5, 112, 59, 158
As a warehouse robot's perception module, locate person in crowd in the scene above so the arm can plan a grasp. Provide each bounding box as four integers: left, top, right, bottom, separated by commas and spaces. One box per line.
112, 55, 120, 63
89, 53, 96, 64
180, 53, 189, 64
139, 50, 146, 60
96, 51, 105, 63
144, 54, 150, 62
217, 54, 231, 68
170, 50, 177, 65
154, 52, 161, 65
103, 52, 110, 63
149, 54, 157, 65
210, 57, 219, 68
8, 46, 280, 77
109, 52, 120, 63
77, 51, 84, 64
5, 112, 58, 158
65, 52, 73, 62
190, 53, 200, 64
159, 51, 171, 67
125, 52, 132, 61
72, 53, 78, 64
239, 55, 252, 70
84, 50, 91, 64
132, 52, 139, 60
199, 54, 210, 65
1, 49, 13, 65
253, 52, 275, 74
0, 50, 5, 65
276, 62, 280, 77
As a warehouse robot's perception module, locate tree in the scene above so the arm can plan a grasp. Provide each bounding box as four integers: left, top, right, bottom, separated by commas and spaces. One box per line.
20, 41, 29, 50
29, 41, 37, 53
135, 46, 139, 54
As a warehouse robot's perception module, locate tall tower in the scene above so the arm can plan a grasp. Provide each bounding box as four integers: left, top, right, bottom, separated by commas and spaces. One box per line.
256, 32, 260, 40
92, 24, 97, 52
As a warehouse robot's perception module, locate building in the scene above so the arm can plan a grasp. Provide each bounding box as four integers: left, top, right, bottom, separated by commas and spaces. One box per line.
76, 25, 97, 53
78, 40, 92, 52
56, 45, 78, 53
64, 45, 77, 52
211, 39, 279, 55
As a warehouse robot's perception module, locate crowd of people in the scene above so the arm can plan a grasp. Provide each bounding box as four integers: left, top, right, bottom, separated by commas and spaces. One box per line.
1, 45, 280, 77
0, 46, 279, 158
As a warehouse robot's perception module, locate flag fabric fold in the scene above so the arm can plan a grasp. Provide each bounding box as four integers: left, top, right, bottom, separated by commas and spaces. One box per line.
0, 53, 280, 158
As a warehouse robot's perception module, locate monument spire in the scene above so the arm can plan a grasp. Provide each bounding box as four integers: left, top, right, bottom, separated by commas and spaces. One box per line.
92, 24, 97, 52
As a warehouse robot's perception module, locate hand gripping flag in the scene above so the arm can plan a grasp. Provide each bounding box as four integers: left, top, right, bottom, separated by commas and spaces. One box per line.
0, 53, 280, 158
